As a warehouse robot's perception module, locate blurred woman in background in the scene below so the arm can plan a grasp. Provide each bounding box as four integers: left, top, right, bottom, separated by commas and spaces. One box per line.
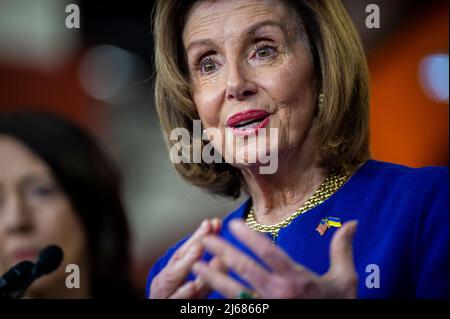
0, 112, 135, 298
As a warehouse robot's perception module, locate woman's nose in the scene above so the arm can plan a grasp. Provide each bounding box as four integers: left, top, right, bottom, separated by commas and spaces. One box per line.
2, 194, 33, 234
225, 62, 257, 101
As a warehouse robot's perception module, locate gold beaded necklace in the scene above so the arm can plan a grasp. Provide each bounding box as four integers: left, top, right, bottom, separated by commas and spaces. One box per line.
245, 169, 350, 241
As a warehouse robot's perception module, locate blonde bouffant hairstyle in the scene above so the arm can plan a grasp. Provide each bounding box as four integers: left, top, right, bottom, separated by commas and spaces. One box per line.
152, 0, 370, 198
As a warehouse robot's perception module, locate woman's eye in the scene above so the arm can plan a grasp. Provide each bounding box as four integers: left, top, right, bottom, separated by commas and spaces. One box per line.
27, 185, 57, 199
198, 57, 218, 74
254, 44, 277, 59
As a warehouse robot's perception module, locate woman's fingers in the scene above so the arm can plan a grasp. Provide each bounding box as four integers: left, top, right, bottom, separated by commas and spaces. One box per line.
169, 276, 208, 299
329, 221, 358, 275
200, 234, 272, 295
327, 220, 358, 295
181, 219, 358, 299
170, 257, 226, 298
210, 217, 222, 233
169, 219, 212, 264
172, 218, 222, 262
151, 242, 204, 298
228, 219, 298, 274
193, 257, 227, 298
193, 260, 248, 299
167, 242, 204, 280
151, 219, 219, 298
169, 280, 199, 299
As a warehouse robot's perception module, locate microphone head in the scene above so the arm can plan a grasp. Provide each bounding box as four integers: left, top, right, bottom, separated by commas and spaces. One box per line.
0, 261, 34, 293
34, 245, 64, 277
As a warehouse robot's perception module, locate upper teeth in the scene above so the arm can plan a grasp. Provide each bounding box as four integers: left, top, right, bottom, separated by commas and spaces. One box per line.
237, 119, 257, 126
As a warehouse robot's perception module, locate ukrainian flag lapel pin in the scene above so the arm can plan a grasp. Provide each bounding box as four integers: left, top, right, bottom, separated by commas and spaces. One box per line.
316, 217, 342, 236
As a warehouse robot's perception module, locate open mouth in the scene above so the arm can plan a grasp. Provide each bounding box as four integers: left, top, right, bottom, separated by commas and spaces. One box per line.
226, 110, 271, 130
234, 118, 265, 129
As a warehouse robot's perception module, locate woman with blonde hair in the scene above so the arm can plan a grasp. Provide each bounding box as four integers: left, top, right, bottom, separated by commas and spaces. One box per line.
146, 0, 448, 299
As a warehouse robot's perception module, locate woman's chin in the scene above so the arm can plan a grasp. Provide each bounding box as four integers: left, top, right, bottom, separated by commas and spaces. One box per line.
24, 275, 59, 298
222, 144, 279, 174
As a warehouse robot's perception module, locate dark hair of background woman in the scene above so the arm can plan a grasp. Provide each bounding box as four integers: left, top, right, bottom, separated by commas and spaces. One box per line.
0, 111, 135, 298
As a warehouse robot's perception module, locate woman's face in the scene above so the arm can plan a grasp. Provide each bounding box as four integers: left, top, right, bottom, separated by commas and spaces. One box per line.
0, 136, 89, 297
183, 0, 317, 170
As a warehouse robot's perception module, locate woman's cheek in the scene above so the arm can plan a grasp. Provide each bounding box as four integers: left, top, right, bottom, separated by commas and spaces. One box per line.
263, 65, 306, 106
35, 197, 80, 239
193, 85, 224, 129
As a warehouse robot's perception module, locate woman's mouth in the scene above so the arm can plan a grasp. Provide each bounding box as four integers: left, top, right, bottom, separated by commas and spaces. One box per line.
226, 110, 271, 135
9, 248, 38, 264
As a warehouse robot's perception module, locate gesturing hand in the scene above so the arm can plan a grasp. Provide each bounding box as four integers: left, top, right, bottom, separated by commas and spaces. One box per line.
150, 218, 223, 299
192, 219, 358, 299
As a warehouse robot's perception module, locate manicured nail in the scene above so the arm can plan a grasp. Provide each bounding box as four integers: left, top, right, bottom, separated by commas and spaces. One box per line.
201, 219, 209, 229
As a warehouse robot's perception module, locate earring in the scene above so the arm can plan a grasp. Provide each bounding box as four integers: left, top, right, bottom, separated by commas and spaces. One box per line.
318, 93, 325, 110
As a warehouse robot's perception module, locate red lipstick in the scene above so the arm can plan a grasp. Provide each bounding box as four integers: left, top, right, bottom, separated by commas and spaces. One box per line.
226, 109, 271, 135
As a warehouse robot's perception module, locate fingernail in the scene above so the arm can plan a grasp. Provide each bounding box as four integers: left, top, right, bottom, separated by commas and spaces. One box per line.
348, 221, 358, 237
200, 219, 209, 230
213, 218, 222, 231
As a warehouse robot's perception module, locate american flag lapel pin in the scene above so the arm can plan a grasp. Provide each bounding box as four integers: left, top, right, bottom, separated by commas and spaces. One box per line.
316, 218, 330, 236
316, 217, 342, 236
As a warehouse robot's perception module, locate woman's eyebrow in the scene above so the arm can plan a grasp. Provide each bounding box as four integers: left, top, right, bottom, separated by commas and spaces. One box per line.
21, 172, 53, 185
186, 39, 216, 56
245, 20, 286, 38
186, 20, 286, 55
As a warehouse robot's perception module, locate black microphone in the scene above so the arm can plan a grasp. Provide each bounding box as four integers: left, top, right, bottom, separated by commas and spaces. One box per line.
12, 245, 64, 299
0, 261, 34, 297
31, 245, 64, 278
